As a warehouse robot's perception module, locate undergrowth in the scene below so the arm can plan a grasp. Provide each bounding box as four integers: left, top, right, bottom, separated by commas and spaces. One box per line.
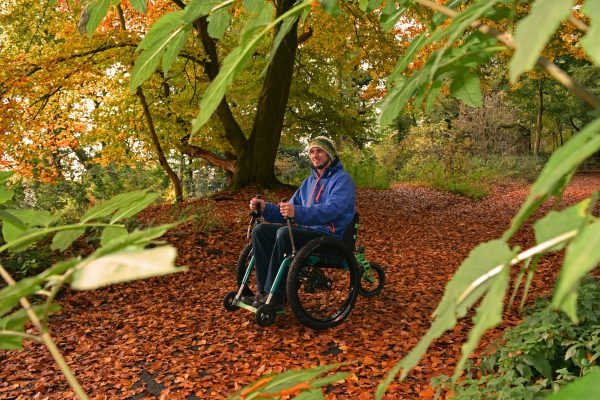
432, 276, 600, 399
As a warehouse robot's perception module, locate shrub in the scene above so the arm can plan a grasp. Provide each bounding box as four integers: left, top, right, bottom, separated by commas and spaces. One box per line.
396, 123, 545, 198
340, 143, 396, 189
432, 276, 600, 399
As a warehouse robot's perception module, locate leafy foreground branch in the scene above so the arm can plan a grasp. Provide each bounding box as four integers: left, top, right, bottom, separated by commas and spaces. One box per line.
0, 173, 184, 399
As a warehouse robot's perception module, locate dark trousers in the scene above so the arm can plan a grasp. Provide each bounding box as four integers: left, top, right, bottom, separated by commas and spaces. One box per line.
252, 223, 328, 295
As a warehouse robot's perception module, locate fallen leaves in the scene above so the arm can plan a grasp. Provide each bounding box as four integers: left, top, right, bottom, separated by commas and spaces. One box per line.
1, 175, 599, 399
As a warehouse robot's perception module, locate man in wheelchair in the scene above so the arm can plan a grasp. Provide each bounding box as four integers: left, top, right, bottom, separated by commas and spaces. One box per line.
247, 136, 356, 309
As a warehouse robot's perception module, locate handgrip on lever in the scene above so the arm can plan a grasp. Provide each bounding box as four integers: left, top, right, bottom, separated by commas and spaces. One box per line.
280, 198, 297, 254
247, 194, 262, 240
255, 194, 262, 214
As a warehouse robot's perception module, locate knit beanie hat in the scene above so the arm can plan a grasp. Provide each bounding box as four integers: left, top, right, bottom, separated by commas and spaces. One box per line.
308, 136, 337, 160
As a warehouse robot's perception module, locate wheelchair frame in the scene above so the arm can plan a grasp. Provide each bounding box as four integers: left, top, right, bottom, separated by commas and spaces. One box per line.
223, 199, 385, 330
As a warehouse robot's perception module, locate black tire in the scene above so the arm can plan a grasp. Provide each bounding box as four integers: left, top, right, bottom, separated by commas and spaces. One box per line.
255, 304, 276, 327
286, 236, 359, 330
235, 244, 256, 297
223, 291, 238, 312
358, 262, 385, 298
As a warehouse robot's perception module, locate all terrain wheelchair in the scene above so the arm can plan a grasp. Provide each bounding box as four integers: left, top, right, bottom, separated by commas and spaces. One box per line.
223, 199, 385, 330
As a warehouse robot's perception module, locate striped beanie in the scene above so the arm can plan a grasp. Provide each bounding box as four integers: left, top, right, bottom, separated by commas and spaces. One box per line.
308, 136, 337, 160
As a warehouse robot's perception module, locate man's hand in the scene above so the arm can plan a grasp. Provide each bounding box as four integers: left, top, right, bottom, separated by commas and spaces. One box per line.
250, 197, 265, 211
279, 202, 295, 218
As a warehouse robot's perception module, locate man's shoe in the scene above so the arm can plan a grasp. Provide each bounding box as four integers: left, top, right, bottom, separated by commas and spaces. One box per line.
240, 295, 257, 305
254, 294, 285, 311
252, 293, 268, 308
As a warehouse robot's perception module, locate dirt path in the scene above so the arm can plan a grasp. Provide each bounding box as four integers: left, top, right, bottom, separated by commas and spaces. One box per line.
1, 174, 598, 399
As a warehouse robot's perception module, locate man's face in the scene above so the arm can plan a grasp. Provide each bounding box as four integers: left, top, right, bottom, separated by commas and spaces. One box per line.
309, 147, 331, 170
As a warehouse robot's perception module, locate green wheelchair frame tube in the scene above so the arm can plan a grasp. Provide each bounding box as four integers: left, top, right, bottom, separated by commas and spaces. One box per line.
267, 256, 292, 302
355, 251, 375, 283
236, 255, 256, 312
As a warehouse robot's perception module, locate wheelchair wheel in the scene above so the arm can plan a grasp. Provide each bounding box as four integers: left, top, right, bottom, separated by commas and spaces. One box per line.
223, 291, 238, 312
235, 244, 256, 297
359, 262, 385, 298
286, 237, 359, 330
255, 304, 276, 327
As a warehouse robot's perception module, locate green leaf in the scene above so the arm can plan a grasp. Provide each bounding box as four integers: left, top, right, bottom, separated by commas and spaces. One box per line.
191, 0, 311, 134
376, 240, 513, 398
0, 187, 14, 204
320, 0, 342, 17
81, 191, 150, 223
427, 0, 500, 82
130, 0, 147, 14
137, 12, 184, 50
0, 277, 42, 317
243, 0, 264, 14
0, 260, 75, 318
86, 0, 112, 38
378, 74, 420, 126
367, 0, 383, 14
92, 224, 174, 258
0, 209, 56, 249
71, 246, 183, 290
51, 228, 86, 251
450, 70, 482, 107
387, 33, 427, 87
431, 0, 467, 26
232, 364, 344, 399
293, 390, 324, 400
509, 0, 572, 82
524, 351, 553, 380
380, 1, 407, 33
266, 13, 299, 66
0, 304, 61, 350
582, 1, 600, 65
359, 0, 369, 12
546, 367, 600, 399
0, 210, 26, 231
309, 371, 352, 388
424, 80, 443, 113
534, 199, 590, 251
162, 24, 192, 77
110, 192, 159, 223
504, 118, 600, 239
183, 0, 220, 24
130, 19, 190, 91
0, 171, 14, 184
552, 219, 600, 321
5, 209, 56, 228
207, 7, 232, 40
1, 218, 27, 243
239, 1, 274, 44
100, 226, 128, 247
453, 267, 509, 380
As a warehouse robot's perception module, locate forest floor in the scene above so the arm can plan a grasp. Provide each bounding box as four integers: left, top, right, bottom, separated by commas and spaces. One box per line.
1, 174, 599, 399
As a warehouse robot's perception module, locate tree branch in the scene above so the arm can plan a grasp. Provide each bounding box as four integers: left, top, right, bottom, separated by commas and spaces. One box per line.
414, 0, 600, 109
179, 135, 236, 173
136, 88, 184, 202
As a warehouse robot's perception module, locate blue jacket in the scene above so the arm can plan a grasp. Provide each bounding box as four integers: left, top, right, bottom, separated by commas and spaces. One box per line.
263, 160, 356, 239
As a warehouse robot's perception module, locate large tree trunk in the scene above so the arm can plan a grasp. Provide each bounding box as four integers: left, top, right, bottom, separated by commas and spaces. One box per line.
533, 79, 544, 155
231, 0, 299, 189
178, 0, 300, 190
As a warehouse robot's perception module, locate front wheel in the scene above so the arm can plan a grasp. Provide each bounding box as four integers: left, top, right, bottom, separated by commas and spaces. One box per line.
359, 262, 385, 298
255, 304, 276, 327
223, 291, 238, 312
286, 236, 359, 330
